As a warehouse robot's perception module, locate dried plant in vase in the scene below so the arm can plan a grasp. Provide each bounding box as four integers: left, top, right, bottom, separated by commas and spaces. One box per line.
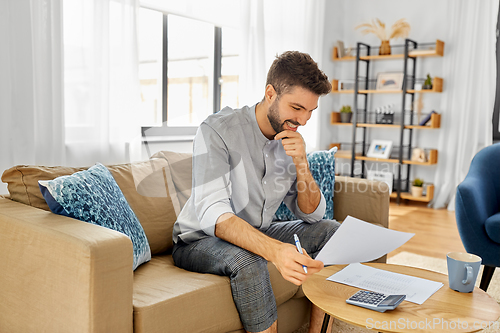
355, 18, 411, 55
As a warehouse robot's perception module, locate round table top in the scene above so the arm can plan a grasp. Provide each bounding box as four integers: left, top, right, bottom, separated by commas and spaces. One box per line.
303, 263, 500, 333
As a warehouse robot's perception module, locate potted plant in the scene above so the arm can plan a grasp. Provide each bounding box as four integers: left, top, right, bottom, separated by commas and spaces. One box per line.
340, 105, 352, 123
355, 18, 411, 55
411, 178, 424, 197
422, 74, 433, 90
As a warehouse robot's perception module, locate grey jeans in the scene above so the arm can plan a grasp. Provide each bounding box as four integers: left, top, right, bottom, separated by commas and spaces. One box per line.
172, 219, 340, 333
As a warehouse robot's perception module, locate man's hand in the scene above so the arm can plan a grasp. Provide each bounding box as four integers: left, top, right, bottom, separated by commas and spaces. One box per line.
275, 130, 307, 166
275, 129, 321, 214
216, 214, 324, 286
270, 243, 324, 286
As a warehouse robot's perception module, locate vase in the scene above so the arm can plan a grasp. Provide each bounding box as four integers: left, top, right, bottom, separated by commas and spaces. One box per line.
379, 40, 391, 55
340, 113, 352, 123
411, 186, 423, 197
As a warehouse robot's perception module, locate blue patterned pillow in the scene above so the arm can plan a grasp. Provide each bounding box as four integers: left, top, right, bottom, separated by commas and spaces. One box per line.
273, 147, 337, 221
38, 163, 151, 270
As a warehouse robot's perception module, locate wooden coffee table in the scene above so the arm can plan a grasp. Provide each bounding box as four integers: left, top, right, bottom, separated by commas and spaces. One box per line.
303, 263, 500, 333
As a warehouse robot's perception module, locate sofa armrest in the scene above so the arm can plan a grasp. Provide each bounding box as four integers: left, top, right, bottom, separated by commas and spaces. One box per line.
0, 198, 133, 333
333, 176, 389, 228
333, 177, 390, 263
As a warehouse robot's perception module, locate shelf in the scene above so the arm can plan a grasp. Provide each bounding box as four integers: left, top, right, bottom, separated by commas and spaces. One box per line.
331, 122, 353, 126
331, 38, 444, 204
334, 149, 438, 165
409, 77, 443, 93
331, 77, 443, 94
390, 184, 435, 202
332, 40, 444, 61
330, 112, 441, 129
359, 123, 400, 128
406, 113, 441, 129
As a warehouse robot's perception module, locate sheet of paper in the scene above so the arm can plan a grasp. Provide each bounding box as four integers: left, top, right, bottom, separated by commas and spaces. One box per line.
327, 263, 444, 304
315, 215, 414, 265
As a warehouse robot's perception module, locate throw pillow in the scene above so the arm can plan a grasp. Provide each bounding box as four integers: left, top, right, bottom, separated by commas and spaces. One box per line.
38, 163, 151, 270
273, 147, 337, 221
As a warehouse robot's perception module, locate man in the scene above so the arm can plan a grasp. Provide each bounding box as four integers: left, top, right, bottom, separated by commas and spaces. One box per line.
172, 51, 339, 333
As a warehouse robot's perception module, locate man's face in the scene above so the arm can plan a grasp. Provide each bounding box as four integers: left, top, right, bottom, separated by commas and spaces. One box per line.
267, 86, 319, 135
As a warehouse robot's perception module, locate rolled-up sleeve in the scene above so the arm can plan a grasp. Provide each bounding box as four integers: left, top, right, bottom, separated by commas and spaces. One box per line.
283, 179, 326, 223
192, 124, 234, 237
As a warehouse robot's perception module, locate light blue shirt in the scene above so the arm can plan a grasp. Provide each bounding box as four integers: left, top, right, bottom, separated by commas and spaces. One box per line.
173, 104, 326, 244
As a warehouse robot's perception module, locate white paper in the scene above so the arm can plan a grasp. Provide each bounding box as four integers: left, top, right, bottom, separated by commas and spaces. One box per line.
315, 216, 414, 265
327, 263, 444, 304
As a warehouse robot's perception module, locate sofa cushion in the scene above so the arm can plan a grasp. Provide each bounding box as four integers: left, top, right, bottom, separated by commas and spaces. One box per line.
2, 165, 86, 210
132, 254, 300, 333
38, 163, 151, 270
274, 147, 337, 221
1, 158, 177, 254
151, 150, 193, 215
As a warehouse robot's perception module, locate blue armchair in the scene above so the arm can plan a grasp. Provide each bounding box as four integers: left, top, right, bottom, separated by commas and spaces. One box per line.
455, 143, 500, 291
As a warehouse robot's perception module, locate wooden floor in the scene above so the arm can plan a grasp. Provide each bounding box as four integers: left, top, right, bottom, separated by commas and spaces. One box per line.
387, 201, 466, 260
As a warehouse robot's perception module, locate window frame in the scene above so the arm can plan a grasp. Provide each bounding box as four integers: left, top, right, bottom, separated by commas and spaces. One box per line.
141, 13, 222, 138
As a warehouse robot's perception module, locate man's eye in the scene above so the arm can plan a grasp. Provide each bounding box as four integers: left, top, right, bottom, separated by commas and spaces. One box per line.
292, 106, 300, 110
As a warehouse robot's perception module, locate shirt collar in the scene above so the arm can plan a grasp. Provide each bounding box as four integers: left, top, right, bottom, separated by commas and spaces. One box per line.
248, 103, 274, 146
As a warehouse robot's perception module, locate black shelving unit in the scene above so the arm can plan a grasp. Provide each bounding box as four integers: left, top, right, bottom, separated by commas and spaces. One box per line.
333, 39, 444, 204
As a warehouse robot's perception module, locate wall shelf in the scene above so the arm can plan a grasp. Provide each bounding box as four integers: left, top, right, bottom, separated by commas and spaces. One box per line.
334, 149, 438, 165
330, 112, 441, 129
332, 39, 444, 61
390, 184, 435, 202
331, 77, 443, 94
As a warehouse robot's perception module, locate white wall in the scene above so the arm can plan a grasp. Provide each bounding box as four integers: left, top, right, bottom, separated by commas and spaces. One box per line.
320, 0, 452, 183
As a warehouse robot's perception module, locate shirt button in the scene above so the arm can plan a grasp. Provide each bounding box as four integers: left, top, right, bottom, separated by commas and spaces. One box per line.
264, 181, 267, 185
266, 154, 269, 158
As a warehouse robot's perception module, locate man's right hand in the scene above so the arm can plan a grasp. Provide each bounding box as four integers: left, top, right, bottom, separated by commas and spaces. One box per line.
270, 243, 324, 286
215, 213, 324, 286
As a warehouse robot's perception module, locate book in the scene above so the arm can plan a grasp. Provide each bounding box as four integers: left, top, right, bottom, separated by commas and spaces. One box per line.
418, 110, 436, 126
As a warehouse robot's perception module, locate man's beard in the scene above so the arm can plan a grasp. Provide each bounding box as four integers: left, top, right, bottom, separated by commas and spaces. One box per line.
267, 99, 300, 135
267, 99, 284, 134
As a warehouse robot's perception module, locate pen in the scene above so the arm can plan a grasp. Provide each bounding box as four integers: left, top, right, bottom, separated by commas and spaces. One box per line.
293, 234, 308, 273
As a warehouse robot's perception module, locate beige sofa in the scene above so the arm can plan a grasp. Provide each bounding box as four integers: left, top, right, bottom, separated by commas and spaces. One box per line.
0, 151, 389, 333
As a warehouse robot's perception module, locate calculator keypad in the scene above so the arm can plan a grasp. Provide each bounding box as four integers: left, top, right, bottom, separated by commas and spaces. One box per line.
349, 291, 385, 305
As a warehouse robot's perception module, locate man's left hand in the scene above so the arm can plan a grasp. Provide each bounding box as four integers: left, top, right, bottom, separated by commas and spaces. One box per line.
275, 130, 307, 166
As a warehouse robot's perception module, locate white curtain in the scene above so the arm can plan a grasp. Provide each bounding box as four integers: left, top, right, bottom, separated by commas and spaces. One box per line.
63, 0, 142, 166
239, 0, 326, 152
0, 0, 65, 194
0, 0, 142, 194
431, 0, 498, 210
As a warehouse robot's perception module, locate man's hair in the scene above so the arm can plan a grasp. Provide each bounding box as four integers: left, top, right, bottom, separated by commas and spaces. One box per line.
266, 51, 332, 97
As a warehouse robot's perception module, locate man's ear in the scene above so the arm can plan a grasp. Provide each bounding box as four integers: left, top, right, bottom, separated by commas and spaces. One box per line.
264, 84, 277, 103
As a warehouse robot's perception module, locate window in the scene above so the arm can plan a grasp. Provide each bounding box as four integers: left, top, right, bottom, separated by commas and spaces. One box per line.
137, 8, 163, 127
167, 15, 215, 127
137, 8, 240, 133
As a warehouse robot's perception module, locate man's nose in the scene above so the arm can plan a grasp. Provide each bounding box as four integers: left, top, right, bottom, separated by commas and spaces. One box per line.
297, 112, 311, 126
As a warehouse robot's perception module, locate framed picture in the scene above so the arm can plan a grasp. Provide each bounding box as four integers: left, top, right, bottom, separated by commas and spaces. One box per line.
367, 170, 393, 194
376, 72, 404, 90
367, 140, 393, 159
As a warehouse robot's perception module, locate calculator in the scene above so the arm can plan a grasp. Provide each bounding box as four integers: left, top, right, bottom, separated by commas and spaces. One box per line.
346, 290, 406, 312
